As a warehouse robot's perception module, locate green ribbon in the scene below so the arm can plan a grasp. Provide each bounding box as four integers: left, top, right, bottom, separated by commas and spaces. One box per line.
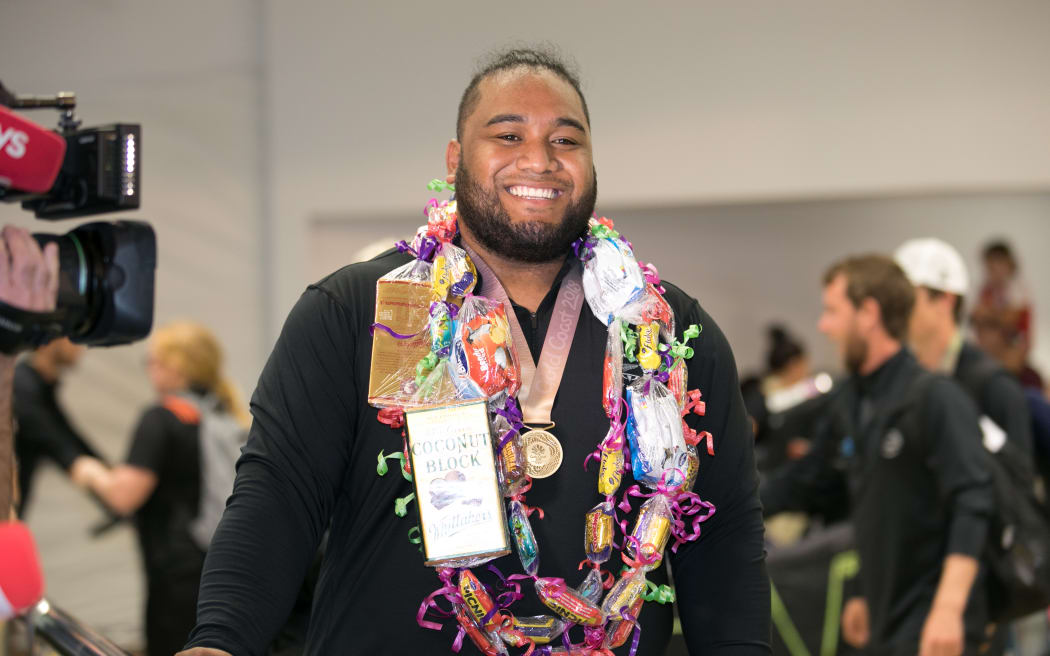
376, 451, 413, 481
643, 581, 676, 604
427, 179, 455, 192
590, 222, 619, 240
408, 525, 422, 552
621, 321, 638, 363
661, 323, 702, 372
414, 352, 440, 386
395, 492, 416, 517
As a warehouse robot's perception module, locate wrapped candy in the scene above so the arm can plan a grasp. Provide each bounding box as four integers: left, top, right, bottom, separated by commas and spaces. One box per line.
450, 296, 521, 400
432, 241, 477, 299
602, 321, 624, 418
618, 284, 675, 341
597, 445, 624, 497
626, 495, 673, 571
637, 322, 661, 372
511, 615, 567, 645
427, 302, 454, 355
581, 227, 645, 325
425, 198, 458, 243
459, 569, 500, 632
584, 503, 615, 564
368, 259, 436, 408
575, 568, 605, 604
509, 500, 540, 576
600, 568, 646, 621
682, 444, 700, 492
625, 378, 689, 488
534, 577, 605, 626
454, 604, 508, 656
604, 596, 643, 648
667, 358, 688, 412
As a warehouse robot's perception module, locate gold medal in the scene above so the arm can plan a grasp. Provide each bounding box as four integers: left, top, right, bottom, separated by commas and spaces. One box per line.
521, 428, 563, 479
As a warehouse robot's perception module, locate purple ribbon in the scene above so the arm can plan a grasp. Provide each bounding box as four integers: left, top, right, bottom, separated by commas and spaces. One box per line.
369, 322, 423, 340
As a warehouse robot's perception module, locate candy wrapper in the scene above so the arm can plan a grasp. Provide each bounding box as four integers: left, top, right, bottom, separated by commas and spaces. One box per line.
450, 296, 522, 399
601, 568, 646, 620
625, 378, 689, 488
617, 284, 675, 341
509, 500, 540, 576
582, 231, 645, 326
584, 502, 615, 564
604, 596, 643, 649
666, 358, 688, 412
368, 260, 436, 407
534, 577, 605, 626
626, 494, 673, 570
602, 320, 623, 418
636, 322, 661, 372
432, 241, 477, 299
511, 615, 567, 645
454, 604, 509, 656
576, 567, 605, 604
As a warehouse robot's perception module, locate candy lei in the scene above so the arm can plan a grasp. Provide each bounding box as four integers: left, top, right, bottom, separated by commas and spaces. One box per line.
374, 180, 716, 656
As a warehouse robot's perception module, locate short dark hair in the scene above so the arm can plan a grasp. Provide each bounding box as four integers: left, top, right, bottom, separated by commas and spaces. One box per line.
456, 46, 590, 141
823, 254, 915, 341
982, 240, 1017, 270
924, 287, 965, 325
766, 324, 805, 373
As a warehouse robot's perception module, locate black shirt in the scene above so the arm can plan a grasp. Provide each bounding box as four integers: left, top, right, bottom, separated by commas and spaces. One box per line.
186, 249, 771, 655
126, 401, 204, 577
954, 342, 1033, 455
762, 349, 992, 654
13, 360, 99, 515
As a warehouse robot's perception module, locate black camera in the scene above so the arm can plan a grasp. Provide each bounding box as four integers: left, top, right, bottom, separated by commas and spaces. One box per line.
0, 82, 155, 354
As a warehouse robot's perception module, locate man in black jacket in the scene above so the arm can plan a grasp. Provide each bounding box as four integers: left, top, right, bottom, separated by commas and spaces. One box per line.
764, 254, 994, 656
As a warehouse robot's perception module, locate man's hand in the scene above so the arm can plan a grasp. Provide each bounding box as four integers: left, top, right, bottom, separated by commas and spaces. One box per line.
919, 604, 965, 656
175, 649, 233, 656
0, 225, 59, 315
70, 456, 107, 489
841, 596, 870, 648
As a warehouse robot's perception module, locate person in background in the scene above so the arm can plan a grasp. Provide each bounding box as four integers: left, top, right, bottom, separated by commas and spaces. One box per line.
971, 240, 1043, 391
895, 238, 1033, 454
763, 254, 994, 656
71, 321, 249, 656
12, 337, 105, 517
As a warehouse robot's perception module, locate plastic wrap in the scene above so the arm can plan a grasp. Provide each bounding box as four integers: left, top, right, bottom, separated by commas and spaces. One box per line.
576, 567, 605, 604
450, 296, 522, 400
511, 615, 567, 645
625, 378, 689, 488
584, 502, 615, 564
509, 500, 540, 576
534, 577, 605, 626
600, 568, 647, 620
582, 236, 645, 325
626, 495, 672, 571
602, 320, 623, 417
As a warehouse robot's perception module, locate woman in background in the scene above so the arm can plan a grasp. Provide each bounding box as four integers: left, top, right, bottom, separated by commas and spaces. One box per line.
73, 321, 249, 656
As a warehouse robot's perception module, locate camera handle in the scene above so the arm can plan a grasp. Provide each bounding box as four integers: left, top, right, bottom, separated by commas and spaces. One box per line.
8, 91, 80, 134
0, 300, 68, 354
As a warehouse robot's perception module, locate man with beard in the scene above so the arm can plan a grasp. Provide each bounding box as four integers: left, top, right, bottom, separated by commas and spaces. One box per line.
763, 255, 994, 656
180, 48, 770, 656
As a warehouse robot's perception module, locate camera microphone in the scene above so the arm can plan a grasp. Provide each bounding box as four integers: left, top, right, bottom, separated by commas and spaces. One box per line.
0, 105, 66, 194
0, 521, 46, 620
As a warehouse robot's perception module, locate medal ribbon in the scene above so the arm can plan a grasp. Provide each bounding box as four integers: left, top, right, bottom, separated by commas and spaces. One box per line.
463, 245, 584, 425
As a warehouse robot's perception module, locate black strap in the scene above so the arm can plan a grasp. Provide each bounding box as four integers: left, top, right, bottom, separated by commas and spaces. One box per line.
0, 299, 69, 354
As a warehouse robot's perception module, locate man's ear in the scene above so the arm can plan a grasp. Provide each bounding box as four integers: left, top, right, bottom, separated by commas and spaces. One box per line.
857, 297, 882, 336
445, 140, 461, 184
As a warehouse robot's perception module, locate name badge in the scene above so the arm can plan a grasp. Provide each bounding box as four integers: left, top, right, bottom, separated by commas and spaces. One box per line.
405, 399, 510, 567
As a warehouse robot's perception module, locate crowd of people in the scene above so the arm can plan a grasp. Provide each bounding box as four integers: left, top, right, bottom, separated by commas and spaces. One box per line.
0, 45, 1048, 656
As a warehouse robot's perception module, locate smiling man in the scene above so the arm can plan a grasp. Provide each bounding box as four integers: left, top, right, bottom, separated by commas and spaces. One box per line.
180, 48, 769, 656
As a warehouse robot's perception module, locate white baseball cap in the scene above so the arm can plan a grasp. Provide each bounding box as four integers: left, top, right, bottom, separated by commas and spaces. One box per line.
894, 238, 969, 296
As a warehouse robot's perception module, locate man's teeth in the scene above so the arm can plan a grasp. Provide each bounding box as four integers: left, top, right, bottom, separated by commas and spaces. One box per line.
508, 185, 558, 200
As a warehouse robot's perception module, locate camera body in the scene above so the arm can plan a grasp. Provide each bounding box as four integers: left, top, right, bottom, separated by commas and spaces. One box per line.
0, 83, 155, 354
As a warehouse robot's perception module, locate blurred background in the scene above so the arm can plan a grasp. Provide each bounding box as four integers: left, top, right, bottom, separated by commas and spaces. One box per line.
2, 0, 1049, 650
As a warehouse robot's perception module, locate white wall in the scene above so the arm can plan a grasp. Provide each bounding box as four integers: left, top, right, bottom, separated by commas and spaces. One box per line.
267, 0, 1050, 334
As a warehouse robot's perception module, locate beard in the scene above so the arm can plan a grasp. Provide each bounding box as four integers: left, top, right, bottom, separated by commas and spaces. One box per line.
844, 329, 869, 375
454, 162, 597, 263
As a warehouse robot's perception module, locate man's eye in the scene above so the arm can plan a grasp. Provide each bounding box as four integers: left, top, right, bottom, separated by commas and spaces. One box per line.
497, 134, 521, 142
553, 138, 578, 146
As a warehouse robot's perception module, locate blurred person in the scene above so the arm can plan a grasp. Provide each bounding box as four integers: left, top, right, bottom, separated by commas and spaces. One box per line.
971, 240, 1043, 391
895, 238, 1033, 455
71, 321, 249, 656
0, 226, 59, 518
763, 254, 994, 656
178, 47, 770, 656
12, 337, 105, 517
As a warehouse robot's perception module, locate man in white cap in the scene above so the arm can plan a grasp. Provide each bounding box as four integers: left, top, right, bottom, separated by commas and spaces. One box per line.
894, 238, 1032, 454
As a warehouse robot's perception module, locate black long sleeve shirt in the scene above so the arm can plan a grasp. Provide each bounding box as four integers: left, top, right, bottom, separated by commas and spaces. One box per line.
762, 349, 992, 654
13, 361, 100, 515
186, 249, 770, 655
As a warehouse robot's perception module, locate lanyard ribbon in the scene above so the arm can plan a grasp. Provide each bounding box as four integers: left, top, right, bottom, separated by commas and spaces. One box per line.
464, 244, 584, 424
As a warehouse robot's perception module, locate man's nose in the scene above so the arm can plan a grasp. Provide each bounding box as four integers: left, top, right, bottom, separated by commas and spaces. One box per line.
516, 140, 556, 174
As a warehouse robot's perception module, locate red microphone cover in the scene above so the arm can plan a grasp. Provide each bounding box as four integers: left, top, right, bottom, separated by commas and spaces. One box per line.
0, 521, 45, 618
0, 106, 67, 194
